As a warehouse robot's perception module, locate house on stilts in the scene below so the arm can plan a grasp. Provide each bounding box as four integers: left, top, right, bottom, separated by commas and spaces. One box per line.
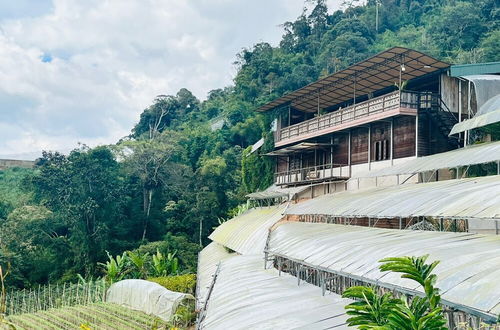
196, 47, 500, 329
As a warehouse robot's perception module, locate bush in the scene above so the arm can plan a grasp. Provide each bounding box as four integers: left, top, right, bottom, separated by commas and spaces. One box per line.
147, 274, 196, 294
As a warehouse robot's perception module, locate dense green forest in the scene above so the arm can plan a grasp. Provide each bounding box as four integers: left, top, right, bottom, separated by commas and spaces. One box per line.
0, 0, 498, 288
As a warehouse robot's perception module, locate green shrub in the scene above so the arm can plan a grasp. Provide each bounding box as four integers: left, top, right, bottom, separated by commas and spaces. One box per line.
147, 274, 196, 294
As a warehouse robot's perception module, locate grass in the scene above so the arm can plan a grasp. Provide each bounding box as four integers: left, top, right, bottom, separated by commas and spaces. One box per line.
2, 302, 168, 329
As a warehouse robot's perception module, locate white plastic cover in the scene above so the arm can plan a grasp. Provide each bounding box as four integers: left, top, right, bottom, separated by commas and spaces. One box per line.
196, 242, 236, 310
198, 253, 351, 330
286, 175, 500, 220
209, 206, 286, 255
106, 279, 194, 321
450, 75, 500, 134
268, 222, 500, 315
352, 140, 500, 178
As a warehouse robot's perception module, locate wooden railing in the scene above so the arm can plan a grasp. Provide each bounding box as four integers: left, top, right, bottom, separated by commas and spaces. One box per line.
275, 162, 349, 185
276, 91, 419, 143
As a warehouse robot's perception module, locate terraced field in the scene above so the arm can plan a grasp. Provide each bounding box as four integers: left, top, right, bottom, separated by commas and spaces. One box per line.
3, 302, 168, 329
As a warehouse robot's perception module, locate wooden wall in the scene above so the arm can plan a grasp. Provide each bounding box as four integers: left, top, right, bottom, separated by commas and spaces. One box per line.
332, 134, 349, 165
350, 128, 368, 165
393, 116, 416, 159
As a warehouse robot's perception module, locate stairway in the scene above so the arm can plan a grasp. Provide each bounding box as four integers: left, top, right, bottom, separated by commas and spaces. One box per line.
419, 94, 461, 149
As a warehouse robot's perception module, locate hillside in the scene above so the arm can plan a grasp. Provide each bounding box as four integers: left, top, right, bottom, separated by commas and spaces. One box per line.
0, 0, 498, 289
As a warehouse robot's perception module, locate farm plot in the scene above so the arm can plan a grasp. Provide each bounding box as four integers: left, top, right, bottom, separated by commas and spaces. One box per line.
3, 302, 168, 329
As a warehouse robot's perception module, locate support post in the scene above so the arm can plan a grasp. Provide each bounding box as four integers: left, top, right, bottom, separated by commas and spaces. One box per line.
368, 125, 371, 170
348, 130, 352, 176
390, 117, 394, 165
415, 112, 419, 157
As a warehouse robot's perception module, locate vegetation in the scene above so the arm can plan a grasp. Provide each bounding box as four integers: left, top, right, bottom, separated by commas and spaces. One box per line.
342, 255, 446, 329
5, 279, 107, 316
0, 0, 498, 292
148, 274, 197, 295
3, 302, 168, 329
99, 249, 180, 284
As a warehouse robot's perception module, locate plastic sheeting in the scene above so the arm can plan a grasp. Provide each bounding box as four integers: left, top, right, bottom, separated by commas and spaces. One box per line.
106, 279, 194, 321
246, 184, 309, 200
353, 140, 500, 178
196, 242, 236, 310
199, 253, 351, 330
450, 75, 500, 135
209, 206, 286, 255
268, 222, 500, 316
286, 175, 500, 220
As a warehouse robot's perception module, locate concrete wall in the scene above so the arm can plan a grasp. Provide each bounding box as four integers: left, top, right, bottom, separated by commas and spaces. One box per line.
0, 159, 35, 170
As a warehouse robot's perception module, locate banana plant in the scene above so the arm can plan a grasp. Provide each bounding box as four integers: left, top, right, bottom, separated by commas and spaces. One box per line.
152, 249, 178, 277
127, 251, 150, 279
342, 255, 447, 330
98, 251, 128, 284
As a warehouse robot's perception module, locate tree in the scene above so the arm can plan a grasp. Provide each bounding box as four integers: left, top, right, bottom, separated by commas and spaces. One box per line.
119, 132, 182, 241
27, 146, 127, 277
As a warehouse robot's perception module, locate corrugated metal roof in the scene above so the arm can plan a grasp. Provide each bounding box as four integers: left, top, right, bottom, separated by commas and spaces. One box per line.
209, 206, 286, 254
286, 175, 500, 219
257, 47, 449, 112
449, 62, 500, 77
353, 140, 500, 178
198, 253, 351, 330
268, 222, 500, 316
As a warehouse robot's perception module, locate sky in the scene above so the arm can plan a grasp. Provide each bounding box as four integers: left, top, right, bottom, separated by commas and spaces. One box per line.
0, 0, 342, 159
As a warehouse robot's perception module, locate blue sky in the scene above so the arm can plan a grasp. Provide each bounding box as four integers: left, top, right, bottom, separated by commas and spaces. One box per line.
0, 0, 342, 159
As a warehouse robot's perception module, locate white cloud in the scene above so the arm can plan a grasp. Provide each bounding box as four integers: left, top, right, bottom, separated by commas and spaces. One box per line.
0, 0, 342, 158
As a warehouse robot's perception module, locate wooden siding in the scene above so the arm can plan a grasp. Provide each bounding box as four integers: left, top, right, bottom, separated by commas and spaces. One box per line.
350, 128, 369, 165
332, 134, 349, 165
393, 116, 416, 159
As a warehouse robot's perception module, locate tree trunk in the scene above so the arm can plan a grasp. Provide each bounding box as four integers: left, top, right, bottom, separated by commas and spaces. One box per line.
142, 188, 153, 241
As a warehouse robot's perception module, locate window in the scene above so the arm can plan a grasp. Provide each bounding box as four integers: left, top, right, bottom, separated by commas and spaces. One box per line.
374, 140, 389, 161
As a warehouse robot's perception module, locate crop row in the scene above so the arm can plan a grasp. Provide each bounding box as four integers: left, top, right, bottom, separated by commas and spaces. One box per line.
5, 280, 108, 315
3, 302, 166, 329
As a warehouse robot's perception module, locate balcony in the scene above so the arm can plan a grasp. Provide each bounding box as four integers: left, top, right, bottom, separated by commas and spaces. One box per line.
275, 91, 419, 147
275, 162, 350, 186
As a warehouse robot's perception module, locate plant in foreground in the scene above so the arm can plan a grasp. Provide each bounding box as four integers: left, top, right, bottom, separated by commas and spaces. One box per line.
342, 255, 447, 330
0, 264, 16, 329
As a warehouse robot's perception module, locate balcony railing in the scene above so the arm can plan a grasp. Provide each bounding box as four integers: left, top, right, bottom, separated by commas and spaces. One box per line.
275, 162, 349, 186
276, 91, 420, 144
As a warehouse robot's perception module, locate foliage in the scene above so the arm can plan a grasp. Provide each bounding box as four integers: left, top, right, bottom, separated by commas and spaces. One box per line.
168, 299, 196, 329
342, 255, 447, 329
147, 274, 197, 295
99, 249, 180, 282
99, 252, 128, 285
151, 249, 179, 277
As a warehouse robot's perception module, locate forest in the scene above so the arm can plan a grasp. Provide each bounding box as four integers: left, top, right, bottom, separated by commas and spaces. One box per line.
0, 0, 499, 288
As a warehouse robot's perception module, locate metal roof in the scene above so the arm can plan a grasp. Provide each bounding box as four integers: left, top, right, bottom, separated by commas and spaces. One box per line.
286, 175, 500, 220
264, 142, 332, 156
449, 62, 500, 77
353, 140, 500, 178
268, 222, 500, 318
209, 206, 286, 254
198, 252, 351, 330
257, 47, 449, 113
